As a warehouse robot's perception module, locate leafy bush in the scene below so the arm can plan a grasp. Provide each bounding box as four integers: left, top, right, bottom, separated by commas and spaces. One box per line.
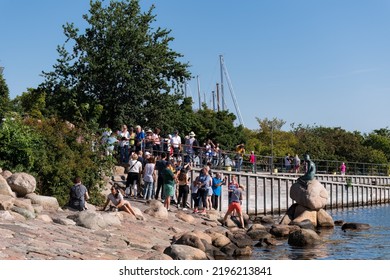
0, 116, 112, 206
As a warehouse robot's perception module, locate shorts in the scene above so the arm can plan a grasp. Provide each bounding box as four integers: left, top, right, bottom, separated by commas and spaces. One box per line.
163, 183, 175, 197
227, 201, 242, 213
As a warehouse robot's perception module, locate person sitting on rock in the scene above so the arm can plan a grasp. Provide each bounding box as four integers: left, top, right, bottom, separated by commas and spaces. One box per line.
297, 154, 316, 186
68, 177, 89, 211
102, 186, 138, 218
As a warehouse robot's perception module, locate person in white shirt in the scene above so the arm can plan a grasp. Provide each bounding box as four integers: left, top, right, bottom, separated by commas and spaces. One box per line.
170, 130, 182, 160
102, 186, 138, 218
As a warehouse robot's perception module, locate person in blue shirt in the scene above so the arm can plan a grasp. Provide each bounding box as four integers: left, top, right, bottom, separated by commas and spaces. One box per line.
211, 172, 227, 210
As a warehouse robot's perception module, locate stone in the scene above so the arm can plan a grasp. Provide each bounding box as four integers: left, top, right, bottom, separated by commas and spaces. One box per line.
6, 173, 36, 197
290, 219, 316, 230
25, 193, 60, 210
247, 229, 272, 240
37, 214, 53, 223
290, 179, 328, 210
192, 229, 212, 244
174, 233, 206, 252
230, 232, 254, 248
144, 201, 168, 220
163, 244, 208, 260
248, 223, 267, 232
208, 232, 231, 248
270, 224, 300, 238
13, 198, 35, 213
288, 228, 322, 246
0, 194, 15, 210
292, 205, 318, 227
11, 206, 36, 219
0, 210, 15, 221
317, 209, 335, 227
53, 217, 77, 226
0, 175, 15, 197
0, 170, 12, 180
175, 211, 195, 224
341, 222, 370, 231
68, 211, 109, 230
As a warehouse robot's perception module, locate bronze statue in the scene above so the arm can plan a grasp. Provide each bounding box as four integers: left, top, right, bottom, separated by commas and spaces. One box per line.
297, 154, 316, 185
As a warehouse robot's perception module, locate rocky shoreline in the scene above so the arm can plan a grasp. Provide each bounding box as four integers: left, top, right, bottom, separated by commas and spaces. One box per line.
1, 167, 368, 260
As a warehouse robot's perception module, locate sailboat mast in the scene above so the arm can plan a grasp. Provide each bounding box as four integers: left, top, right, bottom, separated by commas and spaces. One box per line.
219, 55, 225, 111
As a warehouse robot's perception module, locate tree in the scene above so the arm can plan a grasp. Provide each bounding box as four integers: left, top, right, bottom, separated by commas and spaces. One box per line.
41, 0, 191, 129
0, 71, 10, 120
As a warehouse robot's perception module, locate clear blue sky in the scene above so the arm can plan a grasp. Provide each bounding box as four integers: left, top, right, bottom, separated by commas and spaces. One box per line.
1, 0, 390, 133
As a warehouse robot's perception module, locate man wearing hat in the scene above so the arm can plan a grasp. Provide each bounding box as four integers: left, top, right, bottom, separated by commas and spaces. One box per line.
184, 131, 198, 166
144, 129, 154, 153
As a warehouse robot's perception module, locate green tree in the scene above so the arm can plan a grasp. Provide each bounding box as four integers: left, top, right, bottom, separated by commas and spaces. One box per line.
0, 71, 10, 120
41, 0, 190, 130
11, 88, 47, 119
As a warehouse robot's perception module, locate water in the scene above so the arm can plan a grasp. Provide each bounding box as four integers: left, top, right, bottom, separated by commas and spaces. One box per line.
253, 204, 390, 260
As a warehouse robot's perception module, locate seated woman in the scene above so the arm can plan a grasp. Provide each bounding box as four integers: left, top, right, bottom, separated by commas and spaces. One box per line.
102, 186, 138, 218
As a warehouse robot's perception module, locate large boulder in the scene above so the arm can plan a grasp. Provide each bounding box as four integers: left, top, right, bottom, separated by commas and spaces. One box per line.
164, 244, 208, 260
175, 211, 195, 224
288, 228, 322, 246
0, 170, 13, 180
0, 175, 15, 197
290, 179, 328, 210
292, 205, 318, 227
174, 233, 206, 252
144, 200, 168, 219
13, 198, 35, 213
68, 211, 109, 230
25, 193, 60, 210
6, 173, 36, 197
11, 206, 36, 219
341, 222, 370, 231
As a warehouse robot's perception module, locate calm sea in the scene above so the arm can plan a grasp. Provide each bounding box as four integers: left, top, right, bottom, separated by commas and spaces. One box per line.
252, 204, 390, 260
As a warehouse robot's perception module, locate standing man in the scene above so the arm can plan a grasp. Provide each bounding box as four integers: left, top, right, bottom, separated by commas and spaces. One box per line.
170, 129, 182, 161
235, 144, 245, 172
135, 125, 145, 153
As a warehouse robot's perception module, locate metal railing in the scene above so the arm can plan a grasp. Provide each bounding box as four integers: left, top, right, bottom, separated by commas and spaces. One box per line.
187, 168, 390, 216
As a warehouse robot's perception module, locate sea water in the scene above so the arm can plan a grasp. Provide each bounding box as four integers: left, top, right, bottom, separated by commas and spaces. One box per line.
252, 204, 390, 260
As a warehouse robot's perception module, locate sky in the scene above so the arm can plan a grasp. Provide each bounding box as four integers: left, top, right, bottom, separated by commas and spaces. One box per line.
1, 0, 390, 133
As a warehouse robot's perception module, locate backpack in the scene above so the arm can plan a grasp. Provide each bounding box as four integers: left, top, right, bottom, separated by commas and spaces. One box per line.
70, 184, 85, 211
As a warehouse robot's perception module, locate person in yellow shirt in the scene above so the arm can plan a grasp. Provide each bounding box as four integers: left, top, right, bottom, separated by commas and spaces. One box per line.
235, 144, 245, 172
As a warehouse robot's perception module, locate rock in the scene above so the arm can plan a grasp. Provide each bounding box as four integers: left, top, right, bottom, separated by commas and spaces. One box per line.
25, 193, 60, 210
0, 210, 15, 221
290, 219, 316, 230
279, 203, 298, 225
6, 173, 36, 197
175, 211, 195, 224
11, 206, 36, 219
13, 198, 35, 213
230, 232, 254, 248
247, 229, 272, 240
0, 194, 15, 210
248, 223, 267, 232
174, 233, 206, 252
288, 228, 322, 246
334, 220, 344, 226
53, 217, 77, 226
163, 244, 208, 260
341, 222, 370, 231
68, 211, 109, 230
270, 224, 300, 238
37, 214, 53, 223
144, 200, 168, 219
0, 170, 12, 180
101, 212, 123, 227
317, 209, 335, 227
0, 175, 15, 197
292, 205, 318, 227
290, 179, 328, 210
113, 166, 125, 175
192, 229, 212, 244
208, 232, 231, 248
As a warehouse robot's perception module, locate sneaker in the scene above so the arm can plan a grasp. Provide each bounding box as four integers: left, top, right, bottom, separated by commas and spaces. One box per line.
177, 205, 181, 209
183, 208, 188, 211
201, 209, 206, 214
193, 209, 199, 214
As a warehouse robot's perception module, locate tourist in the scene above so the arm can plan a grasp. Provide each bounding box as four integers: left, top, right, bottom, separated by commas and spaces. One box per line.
170, 129, 182, 161
176, 165, 191, 210
102, 186, 138, 218
155, 152, 167, 200
194, 167, 211, 214
135, 125, 145, 153
118, 125, 130, 164
68, 177, 89, 211
222, 184, 245, 229
163, 161, 176, 211
235, 144, 245, 172
284, 154, 291, 173
340, 162, 346, 175
249, 151, 256, 173
125, 152, 143, 199
143, 156, 156, 201
212, 172, 227, 210
293, 154, 301, 173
